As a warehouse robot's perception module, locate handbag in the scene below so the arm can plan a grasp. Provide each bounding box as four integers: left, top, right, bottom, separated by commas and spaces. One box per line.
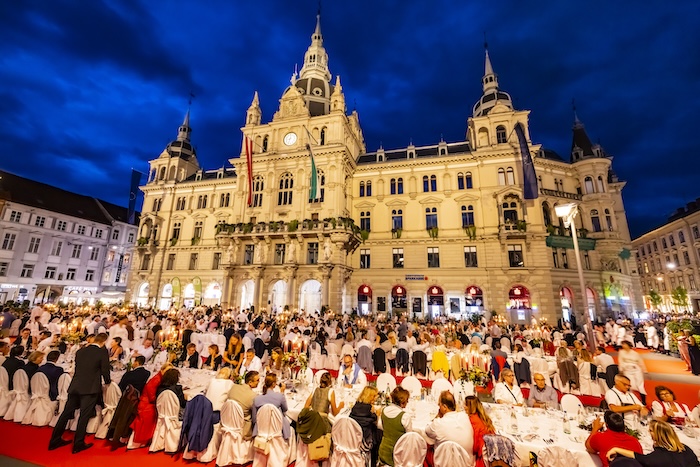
253, 435, 270, 455
308, 433, 331, 461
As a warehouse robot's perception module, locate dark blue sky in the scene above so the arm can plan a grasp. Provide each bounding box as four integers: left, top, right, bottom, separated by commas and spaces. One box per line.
1, 1, 698, 237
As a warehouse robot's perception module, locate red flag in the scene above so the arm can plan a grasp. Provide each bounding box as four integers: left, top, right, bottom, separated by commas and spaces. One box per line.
245, 136, 253, 207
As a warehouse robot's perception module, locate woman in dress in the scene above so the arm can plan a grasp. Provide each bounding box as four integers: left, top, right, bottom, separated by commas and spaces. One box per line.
223, 334, 243, 373
303, 371, 343, 430
203, 344, 222, 371
109, 336, 124, 362
607, 420, 699, 467
350, 386, 382, 466
684, 330, 700, 375
156, 368, 186, 409
265, 346, 284, 375
129, 363, 173, 448
465, 396, 496, 467
651, 386, 692, 425
677, 331, 691, 370
618, 340, 648, 404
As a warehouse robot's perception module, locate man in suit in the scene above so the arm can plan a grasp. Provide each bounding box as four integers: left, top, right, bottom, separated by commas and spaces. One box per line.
227, 370, 260, 439
38, 350, 65, 401
118, 355, 150, 394
180, 343, 200, 368
2, 346, 25, 390
48, 332, 111, 454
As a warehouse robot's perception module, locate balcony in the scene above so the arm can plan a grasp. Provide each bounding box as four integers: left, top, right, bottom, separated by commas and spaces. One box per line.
546, 234, 596, 251
539, 188, 583, 201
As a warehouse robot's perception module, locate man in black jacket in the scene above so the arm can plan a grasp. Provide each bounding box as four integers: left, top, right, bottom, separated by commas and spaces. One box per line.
118, 355, 150, 394
2, 346, 25, 390
38, 350, 64, 401
48, 332, 111, 454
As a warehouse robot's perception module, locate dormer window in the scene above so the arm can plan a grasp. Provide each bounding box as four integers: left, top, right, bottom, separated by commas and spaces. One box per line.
496, 125, 507, 144
377, 153, 385, 162
408, 151, 415, 159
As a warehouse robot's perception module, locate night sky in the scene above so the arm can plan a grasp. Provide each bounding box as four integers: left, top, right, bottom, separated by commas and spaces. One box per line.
1, 1, 698, 238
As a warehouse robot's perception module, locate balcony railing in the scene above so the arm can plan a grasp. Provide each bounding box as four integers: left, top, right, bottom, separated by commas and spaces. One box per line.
539, 188, 583, 201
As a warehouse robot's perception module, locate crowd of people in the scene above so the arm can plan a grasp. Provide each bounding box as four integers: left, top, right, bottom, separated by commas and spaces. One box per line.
0, 302, 699, 466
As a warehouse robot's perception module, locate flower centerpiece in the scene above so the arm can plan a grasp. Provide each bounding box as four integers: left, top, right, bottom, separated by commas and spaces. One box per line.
282, 351, 308, 378
60, 330, 84, 345
461, 366, 491, 388
160, 339, 183, 362
530, 338, 542, 349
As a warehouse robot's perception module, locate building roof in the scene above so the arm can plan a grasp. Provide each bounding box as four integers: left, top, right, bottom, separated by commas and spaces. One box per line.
95, 198, 140, 226
183, 168, 237, 182
0, 169, 136, 226
357, 141, 471, 165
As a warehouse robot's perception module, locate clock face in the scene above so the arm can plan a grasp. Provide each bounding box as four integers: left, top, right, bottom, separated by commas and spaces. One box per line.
283, 132, 297, 146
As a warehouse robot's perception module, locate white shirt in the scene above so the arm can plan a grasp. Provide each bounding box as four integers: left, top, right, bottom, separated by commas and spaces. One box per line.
594, 353, 615, 372
205, 378, 234, 411
651, 400, 691, 420
378, 404, 412, 432
425, 410, 474, 452
133, 344, 154, 362
605, 388, 642, 428
240, 356, 262, 374
337, 363, 367, 388
493, 382, 524, 405
37, 336, 54, 353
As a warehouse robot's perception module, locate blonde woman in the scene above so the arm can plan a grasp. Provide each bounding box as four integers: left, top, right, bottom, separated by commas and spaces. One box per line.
205, 367, 234, 411
223, 334, 243, 372
493, 368, 523, 405
607, 419, 698, 466
350, 386, 381, 465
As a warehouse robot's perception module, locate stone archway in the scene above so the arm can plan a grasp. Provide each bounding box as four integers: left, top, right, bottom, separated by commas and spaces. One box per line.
239, 280, 255, 311
269, 280, 287, 313
299, 279, 322, 314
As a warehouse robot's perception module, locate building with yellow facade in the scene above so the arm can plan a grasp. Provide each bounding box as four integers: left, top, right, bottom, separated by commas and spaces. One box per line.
126, 13, 643, 324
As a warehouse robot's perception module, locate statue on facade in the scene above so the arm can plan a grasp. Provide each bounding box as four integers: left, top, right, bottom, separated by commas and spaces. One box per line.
323, 238, 333, 261
287, 241, 296, 263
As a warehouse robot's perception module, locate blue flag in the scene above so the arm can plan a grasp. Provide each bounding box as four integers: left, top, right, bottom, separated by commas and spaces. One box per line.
127, 169, 143, 224
515, 122, 538, 199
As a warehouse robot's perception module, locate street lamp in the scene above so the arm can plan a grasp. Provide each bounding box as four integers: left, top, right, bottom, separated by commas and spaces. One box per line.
555, 202, 596, 350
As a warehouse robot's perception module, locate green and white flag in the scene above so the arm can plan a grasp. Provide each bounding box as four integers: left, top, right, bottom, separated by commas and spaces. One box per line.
308, 143, 321, 200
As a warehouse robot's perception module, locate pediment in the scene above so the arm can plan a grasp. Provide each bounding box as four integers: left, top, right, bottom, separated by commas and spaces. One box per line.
493, 186, 523, 200
418, 196, 443, 205
454, 193, 479, 202
355, 201, 376, 209
386, 199, 408, 207
273, 86, 310, 120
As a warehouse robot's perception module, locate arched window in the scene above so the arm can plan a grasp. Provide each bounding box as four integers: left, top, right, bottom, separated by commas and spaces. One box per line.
390, 178, 397, 195
202, 195, 208, 209
591, 209, 602, 232
309, 169, 325, 203
457, 172, 465, 190
662, 238, 668, 249
360, 211, 371, 231
477, 127, 489, 146
585, 177, 595, 194
430, 174, 437, 191
262, 135, 268, 152
423, 175, 429, 192
219, 193, 230, 208
392, 209, 403, 230
465, 172, 473, 189
669, 235, 675, 247
496, 125, 507, 144
320, 127, 326, 145
366, 181, 372, 197
159, 167, 166, 180
498, 168, 506, 186
503, 201, 518, 224
679, 231, 686, 243
425, 207, 438, 229
359, 181, 365, 197
461, 205, 475, 228
253, 176, 264, 207
597, 176, 605, 193
457, 172, 472, 190
604, 208, 613, 231
542, 202, 552, 227
506, 167, 515, 185
397, 177, 404, 194
277, 173, 294, 206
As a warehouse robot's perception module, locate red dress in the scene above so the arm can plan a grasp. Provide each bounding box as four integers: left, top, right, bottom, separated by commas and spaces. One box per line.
130, 372, 163, 444
469, 413, 495, 467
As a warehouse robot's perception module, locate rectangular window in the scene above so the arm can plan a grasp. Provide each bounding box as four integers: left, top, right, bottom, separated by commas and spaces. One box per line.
660, 280, 666, 292
689, 275, 697, 291
427, 247, 440, 268
50, 240, 63, 256
308, 242, 319, 265
20, 264, 34, 278
56, 220, 67, 231
45, 266, 56, 279
508, 244, 524, 267
94, 228, 103, 239
212, 252, 221, 270
193, 221, 203, 240
0, 262, 8, 277
670, 277, 676, 288
66, 268, 76, 280
693, 226, 700, 240
112, 230, 120, 241
561, 249, 569, 269
9, 211, 21, 223
392, 211, 403, 230
2, 233, 16, 250
464, 246, 477, 268
89, 247, 100, 261
85, 270, 95, 281
684, 251, 691, 265
673, 253, 679, 266
244, 245, 254, 265
552, 248, 560, 268
128, 232, 135, 243
123, 253, 130, 264
71, 244, 82, 259
140, 255, 150, 270
107, 250, 115, 262
393, 248, 404, 268
360, 249, 370, 269
274, 244, 286, 265
189, 253, 198, 270
425, 210, 438, 229
643, 262, 649, 273
27, 237, 41, 254
103, 271, 111, 282
35, 216, 46, 227
166, 254, 175, 270
77, 225, 86, 235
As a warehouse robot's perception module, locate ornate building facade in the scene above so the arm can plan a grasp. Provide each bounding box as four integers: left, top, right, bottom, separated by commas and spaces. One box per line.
633, 200, 700, 313
127, 14, 643, 324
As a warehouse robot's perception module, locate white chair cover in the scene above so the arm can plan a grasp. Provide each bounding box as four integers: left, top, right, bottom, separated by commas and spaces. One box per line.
4, 369, 29, 423
314, 369, 328, 386
537, 446, 579, 467
434, 440, 473, 467
393, 432, 427, 467
325, 343, 340, 371
95, 382, 122, 438
576, 361, 600, 397
22, 372, 56, 426
308, 342, 324, 370
217, 400, 253, 465
50, 373, 71, 427
252, 404, 296, 467
69, 393, 103, 434
184, 421, 221, 463
500, 337, 511, 353
340, 343, 355, 358
400, 376, 423, 398
560, 394, 583, 415
530, 358, 552, 386
453, 380, 475, 400
330, 416, 365, 467
376, 373, 397, 393
0, 367, 11, 417
431, 377, 453, 399
149, 390, 182, 453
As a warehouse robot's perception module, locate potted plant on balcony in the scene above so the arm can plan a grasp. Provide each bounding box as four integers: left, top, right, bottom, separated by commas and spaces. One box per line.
360, 229, 370, 244
428, 226, 439, 239
170, 237, 178, 246
546, 224, 557, 235
242, 222, 253, 234
287, 219, 299, 232
464, 224, 476, 240
516, 220, 527, 232
191, 236, 200, 246
391, 228, 402, 239
577, 228, 588, 238
137, 237, 148, 247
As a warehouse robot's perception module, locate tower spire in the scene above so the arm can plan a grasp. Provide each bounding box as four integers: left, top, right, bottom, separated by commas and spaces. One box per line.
299, 7, 330, 81
177, 108, 191, 142
482, 43, 498, 92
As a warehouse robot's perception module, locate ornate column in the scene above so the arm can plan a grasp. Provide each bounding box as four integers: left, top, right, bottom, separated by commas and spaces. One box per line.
321, 264, 335, 308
